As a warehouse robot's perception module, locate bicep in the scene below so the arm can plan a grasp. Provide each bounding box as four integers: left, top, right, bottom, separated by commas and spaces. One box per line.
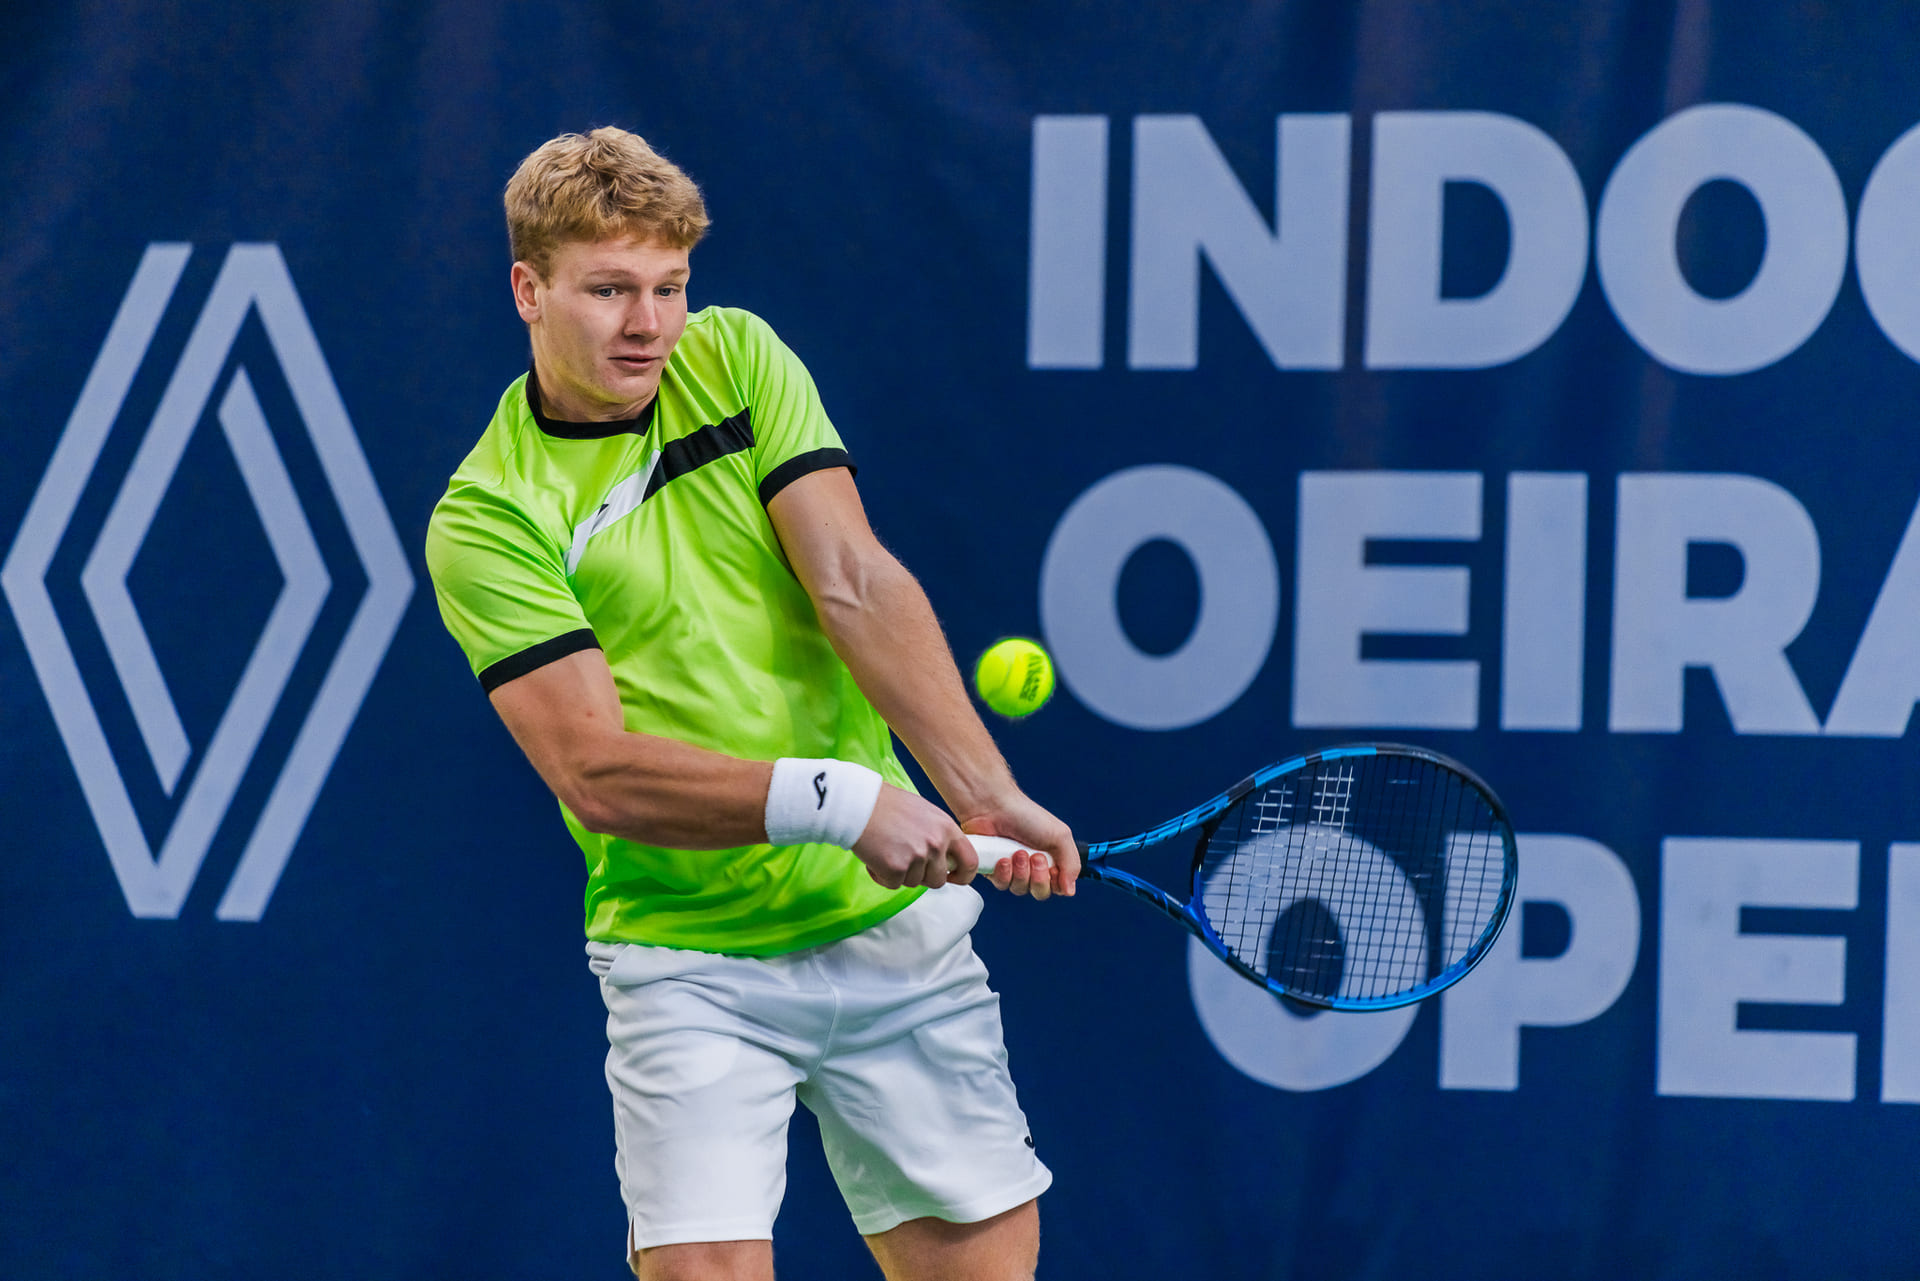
487, 647, 627, 799
766, 465, 891, 609
485, 646, 775, 845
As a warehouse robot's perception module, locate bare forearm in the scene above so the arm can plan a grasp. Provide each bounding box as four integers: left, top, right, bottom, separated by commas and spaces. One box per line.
489, 650, 775, 849
765, 468, 1077, 892
814, 555, 1015, 819
564, 735, 774, 848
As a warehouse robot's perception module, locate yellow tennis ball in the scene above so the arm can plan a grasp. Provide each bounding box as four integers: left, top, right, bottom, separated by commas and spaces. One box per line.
973, 637, 1055, 718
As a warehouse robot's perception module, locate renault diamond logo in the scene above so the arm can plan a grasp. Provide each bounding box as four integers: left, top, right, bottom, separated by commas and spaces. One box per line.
1, 243, 413, 920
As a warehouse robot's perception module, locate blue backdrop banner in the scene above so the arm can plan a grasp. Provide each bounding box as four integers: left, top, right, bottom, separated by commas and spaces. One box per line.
6, 3, 1920, 1277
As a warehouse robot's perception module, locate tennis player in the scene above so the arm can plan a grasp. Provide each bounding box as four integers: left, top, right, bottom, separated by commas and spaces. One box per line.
426, 127, 1077, 1281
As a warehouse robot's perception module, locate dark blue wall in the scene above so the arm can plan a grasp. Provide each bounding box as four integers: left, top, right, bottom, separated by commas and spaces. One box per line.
7, 3, 1920, 1277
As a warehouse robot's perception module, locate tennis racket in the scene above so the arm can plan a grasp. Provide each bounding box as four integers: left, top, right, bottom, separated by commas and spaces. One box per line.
971, 743, 1517, 1010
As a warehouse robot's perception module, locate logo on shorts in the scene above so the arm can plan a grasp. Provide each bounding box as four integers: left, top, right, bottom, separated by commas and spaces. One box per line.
1, 243, 413, 921
814, 770, 829, 809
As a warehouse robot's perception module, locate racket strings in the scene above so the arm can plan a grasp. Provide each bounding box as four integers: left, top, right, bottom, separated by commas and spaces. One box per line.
1195, 753, 1509, 1003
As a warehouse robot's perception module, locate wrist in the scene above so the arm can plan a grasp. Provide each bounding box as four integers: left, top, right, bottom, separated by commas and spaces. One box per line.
917, 752, 1017, 820
764, 758, 883, 849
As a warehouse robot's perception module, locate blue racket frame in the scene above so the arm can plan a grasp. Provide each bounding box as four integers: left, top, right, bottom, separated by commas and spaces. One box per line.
1075, 743, 1519, 1011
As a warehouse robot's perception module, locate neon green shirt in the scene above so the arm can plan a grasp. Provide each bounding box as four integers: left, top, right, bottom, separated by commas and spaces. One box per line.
425, 306, 919, 953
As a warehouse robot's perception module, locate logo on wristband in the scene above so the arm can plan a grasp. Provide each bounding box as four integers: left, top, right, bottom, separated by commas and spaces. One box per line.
814, 771, 829, 809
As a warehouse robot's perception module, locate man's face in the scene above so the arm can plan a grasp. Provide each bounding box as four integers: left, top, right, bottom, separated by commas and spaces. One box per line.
512, 234, 691, 421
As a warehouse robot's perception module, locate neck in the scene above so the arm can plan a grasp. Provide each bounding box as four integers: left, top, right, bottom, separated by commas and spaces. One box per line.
526, 368, 658, 440
526, 332, 654, 422
531, 368, 654, 422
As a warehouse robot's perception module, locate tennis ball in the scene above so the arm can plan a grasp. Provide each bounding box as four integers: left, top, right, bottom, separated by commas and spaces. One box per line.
973, 637, 1055, 718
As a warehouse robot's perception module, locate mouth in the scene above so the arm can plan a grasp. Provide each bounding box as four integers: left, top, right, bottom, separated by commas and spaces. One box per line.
609, 354, 659, 372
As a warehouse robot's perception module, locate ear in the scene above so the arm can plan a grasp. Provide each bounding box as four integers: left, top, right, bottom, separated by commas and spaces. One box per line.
510, 261, 543, 324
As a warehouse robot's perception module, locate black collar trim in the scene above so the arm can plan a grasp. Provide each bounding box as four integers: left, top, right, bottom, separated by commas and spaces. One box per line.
525, 366, 657, 439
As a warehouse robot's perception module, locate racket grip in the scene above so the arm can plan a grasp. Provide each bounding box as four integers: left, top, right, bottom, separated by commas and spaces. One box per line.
966, 835, 1027, 874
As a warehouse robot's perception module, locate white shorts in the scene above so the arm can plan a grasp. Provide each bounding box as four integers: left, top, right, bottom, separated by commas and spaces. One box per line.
587, 883, 1052, 1250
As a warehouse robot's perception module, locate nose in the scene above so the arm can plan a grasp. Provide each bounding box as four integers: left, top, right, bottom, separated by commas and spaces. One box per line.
624, 294, 661, 338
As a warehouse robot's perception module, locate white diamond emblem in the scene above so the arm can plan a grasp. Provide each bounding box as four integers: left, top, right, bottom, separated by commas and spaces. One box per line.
2, 243, 414, 920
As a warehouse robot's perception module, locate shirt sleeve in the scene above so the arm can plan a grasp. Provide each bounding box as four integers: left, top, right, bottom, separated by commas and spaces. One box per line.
732, 310, 857, 505
425, 482, 600, 691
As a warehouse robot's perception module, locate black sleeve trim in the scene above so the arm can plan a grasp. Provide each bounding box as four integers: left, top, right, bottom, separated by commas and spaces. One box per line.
477, 629, 601, 693
649, 409, 756, 500
759, 448, 857, 506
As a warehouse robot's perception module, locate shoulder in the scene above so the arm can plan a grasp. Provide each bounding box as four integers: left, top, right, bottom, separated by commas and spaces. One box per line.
426, 375, 546, 559
677, 305, 784, 361
666, 308, 816, 419
441, 373, 535, 488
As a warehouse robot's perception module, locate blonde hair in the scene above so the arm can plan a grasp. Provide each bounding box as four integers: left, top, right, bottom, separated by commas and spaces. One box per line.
504, 127, 710, 275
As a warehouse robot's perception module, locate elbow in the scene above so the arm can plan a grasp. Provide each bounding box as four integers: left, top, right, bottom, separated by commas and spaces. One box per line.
813, 567, 874, 624
812, 549, 903, 631
560, 757, 687, 845
555, 758, 630, 837
565, 791, 624, 837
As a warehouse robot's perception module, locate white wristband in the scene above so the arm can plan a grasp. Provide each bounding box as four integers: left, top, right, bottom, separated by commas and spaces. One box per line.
765, 757, 883, 850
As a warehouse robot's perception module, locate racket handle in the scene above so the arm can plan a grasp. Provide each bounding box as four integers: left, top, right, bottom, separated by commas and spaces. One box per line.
966, 835, 1027, 874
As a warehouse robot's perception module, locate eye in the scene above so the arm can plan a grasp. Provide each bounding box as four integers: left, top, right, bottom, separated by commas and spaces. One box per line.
656, 285, 682, 298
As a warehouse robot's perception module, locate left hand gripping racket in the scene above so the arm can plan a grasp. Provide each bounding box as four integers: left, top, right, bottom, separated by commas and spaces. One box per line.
971, 743, 1518, 1010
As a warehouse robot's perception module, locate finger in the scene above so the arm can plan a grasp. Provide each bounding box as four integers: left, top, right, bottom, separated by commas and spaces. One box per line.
1027, 853, 1052, 902
1005, 850, 1038, 899
1003, 849, 1031, 895
990, 852, 1015, 892
1055, 843, 1080, 896
949, 836, 980, 886
924, 848, 949, 889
